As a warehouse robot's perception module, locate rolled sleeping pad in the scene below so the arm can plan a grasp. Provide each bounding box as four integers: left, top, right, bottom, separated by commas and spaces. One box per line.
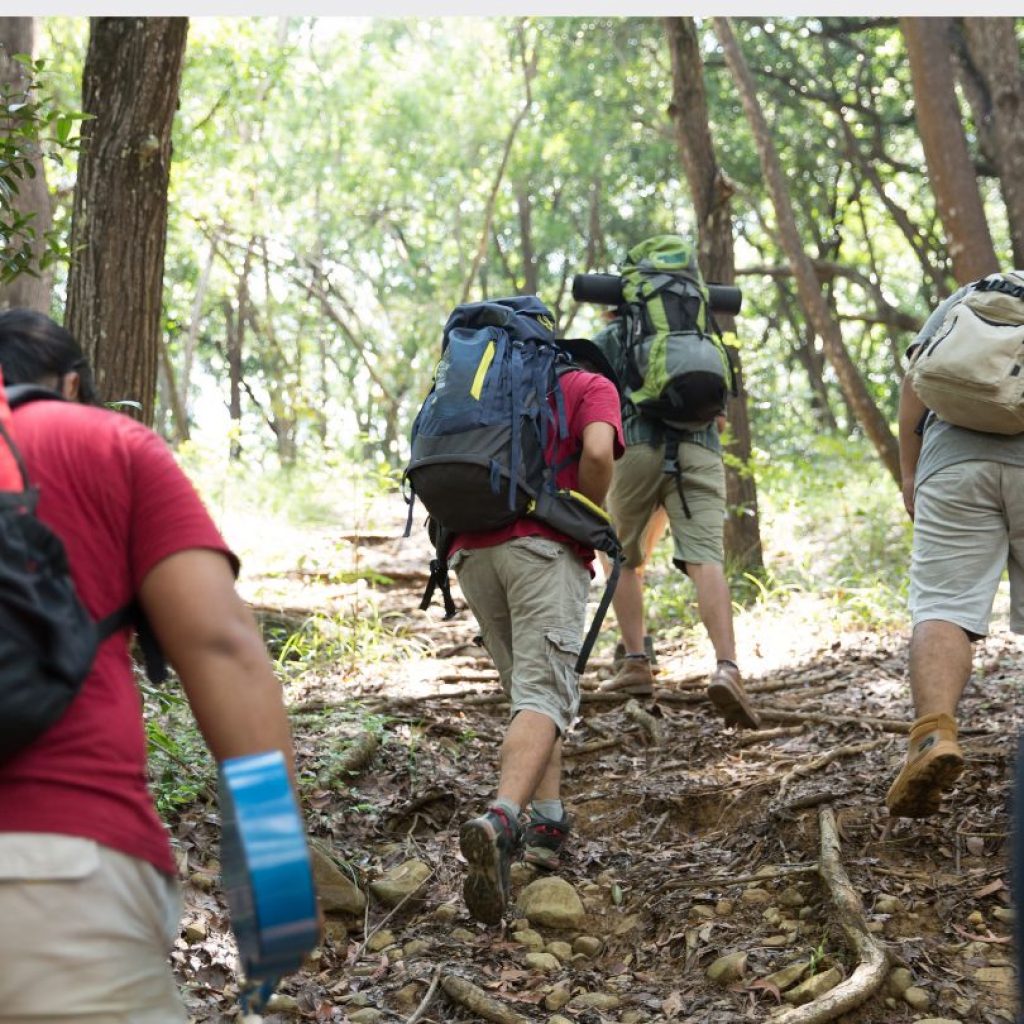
219, 750, 318, 1011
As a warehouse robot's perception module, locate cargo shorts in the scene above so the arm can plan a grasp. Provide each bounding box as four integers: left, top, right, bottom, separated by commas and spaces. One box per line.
450, 535, 588, 733
608, 441, 726, 571
0, 834, 186, 1022
911, 460, 1024, 637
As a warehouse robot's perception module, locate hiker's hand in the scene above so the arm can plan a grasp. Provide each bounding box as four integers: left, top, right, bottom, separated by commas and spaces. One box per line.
902, 477, 915, 521
714, 414, 727, 433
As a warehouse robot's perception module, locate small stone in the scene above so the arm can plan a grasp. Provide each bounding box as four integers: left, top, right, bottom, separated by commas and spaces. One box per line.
913, 1019, 964, 1024
403, 939, 430, 958
867, 921, 885, 933
350, 964, 378, 977
546, 941, 573, 962
874, 895, 901, 914
309, 842, 366, 915
784, 967, 842, 1004
510, 861, 536, 886
189, 870, 217, 892
547, 1017, 573, 1024
762, 907, 782, 926
323, 918, 348, 944
973, 966, 1014, 995
715, 899, 734, 916
707, 950, 747, 985
612, 913, 641, 936
581, 883, 602, 896
369, 859, 430, 907
183, 920, 207, 943
451, 927, 476, 942
967, 910, 985, 927
888, 967, 914, 995
365, 929, 395, 953
348, 1011, 384, 1024
763, 934, 788, 947
621, 1013, 643, 1024
903, 986, 930, 1009
764, 959, 809, 991
544, 983, 572, 1011
991, 907, 1015, 924
341, 993, 372, 1008
779, 886, 805, 907
266, 994, 300, 1013
512, 929, 545, 951
433, 903, 458, 923
740, 887, 771, 905
518, 877, 585, 930
572, 935, 602, 958
798, 906, 814, 919
570, 992, 621, 1010
690, 904, 716, 920
392, 983, 423, 1012
524, 952, 561, 973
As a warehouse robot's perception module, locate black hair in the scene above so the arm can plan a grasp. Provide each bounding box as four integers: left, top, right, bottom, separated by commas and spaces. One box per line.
0, 308, 98, 405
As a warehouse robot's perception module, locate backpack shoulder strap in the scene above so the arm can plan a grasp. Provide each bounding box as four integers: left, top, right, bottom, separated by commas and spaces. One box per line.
97, 600, 168, 685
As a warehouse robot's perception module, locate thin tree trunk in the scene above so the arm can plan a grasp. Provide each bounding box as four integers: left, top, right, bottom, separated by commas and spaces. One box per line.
516, 182, 538, 296
901, 17, 999, 284
961, 18, 1024, 267
65, 17, 188, 425
665, 16, 764, 571
0, 17, 53, 312
714, 17, 901, 484
177, 234, 217, 437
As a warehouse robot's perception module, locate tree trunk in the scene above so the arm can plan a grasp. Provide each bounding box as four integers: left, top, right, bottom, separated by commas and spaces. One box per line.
65, 17, 188, 425
714, 17, 901, 485
664, 16, 764, 571
901, 17, 999, 284
516, 182, 538, 296
961, 18, 1024, 268
0, 17, 53, 312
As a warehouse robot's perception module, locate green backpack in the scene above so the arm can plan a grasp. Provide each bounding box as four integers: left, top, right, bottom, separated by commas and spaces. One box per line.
619, 235, 738, 431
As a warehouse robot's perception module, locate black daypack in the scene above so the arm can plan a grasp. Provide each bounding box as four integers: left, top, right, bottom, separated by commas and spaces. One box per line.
0, 383, 166, 762
403, 296, 622, 674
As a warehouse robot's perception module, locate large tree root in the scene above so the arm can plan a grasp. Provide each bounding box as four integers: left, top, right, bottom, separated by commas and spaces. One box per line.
758, 707, 910, 733
440, 972, 531, 1024
624, 698, 665, 746
773, 806, 888, 1024
776, 739, 887, 799
315, 730, 380, 788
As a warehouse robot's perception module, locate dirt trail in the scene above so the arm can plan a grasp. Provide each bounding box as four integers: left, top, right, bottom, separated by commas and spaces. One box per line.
172, 525, 1021, 1024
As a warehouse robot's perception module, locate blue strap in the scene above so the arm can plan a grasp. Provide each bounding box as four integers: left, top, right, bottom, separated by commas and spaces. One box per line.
508, 342, 525, 511
489, 458, 502, 494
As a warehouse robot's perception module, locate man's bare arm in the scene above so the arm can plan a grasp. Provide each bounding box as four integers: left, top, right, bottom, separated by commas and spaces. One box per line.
577, 420, 617, 506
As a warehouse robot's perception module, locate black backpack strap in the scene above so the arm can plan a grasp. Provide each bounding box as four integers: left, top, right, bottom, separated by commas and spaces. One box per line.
660, 430, 692, 520
418, 524, 457, 620
96, 600, 168, 685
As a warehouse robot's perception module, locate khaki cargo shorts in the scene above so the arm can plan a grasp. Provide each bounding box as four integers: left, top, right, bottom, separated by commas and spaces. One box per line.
451, 535, 588, 733
911, 461, 1024, 637
608, 441, 726, 571
0, 834, 186, 1022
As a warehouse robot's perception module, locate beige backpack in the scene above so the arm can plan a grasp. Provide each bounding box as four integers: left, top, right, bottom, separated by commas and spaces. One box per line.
908, 271, 1024, 434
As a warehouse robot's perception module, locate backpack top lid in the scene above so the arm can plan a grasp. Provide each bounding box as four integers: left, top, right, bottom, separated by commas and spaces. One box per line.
442, 295, 556, 353
624, 235, 702, 280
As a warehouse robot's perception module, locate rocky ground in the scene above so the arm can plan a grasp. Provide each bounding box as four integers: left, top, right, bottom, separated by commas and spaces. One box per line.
166, 515, 1023, 1024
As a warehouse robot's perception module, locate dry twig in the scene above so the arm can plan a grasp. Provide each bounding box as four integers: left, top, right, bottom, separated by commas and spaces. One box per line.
776, 739, 887, 799
440, 972, 531, 1024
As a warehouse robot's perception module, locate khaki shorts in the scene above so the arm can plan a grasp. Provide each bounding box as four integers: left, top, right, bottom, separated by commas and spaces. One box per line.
451, 535, 588, 733
0, 834, 186, 1022
911, 461, 1024, 637
608, 441, 726, 570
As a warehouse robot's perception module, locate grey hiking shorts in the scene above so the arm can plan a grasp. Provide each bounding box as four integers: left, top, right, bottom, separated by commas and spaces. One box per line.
450, 535, 588, 733
608, 442, 726, 571
911, 460, 1024, 637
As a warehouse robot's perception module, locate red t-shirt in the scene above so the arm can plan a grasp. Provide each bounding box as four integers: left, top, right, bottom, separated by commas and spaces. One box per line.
0, 400, 236, 876
450, 369, 624, 569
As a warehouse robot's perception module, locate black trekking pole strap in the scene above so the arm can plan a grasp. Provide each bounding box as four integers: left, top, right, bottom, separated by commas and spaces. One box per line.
420, 558, 458, 619
575, 552, 621, 675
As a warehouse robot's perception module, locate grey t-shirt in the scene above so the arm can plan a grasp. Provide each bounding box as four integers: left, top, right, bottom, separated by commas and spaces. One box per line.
909, 284, 1024, 488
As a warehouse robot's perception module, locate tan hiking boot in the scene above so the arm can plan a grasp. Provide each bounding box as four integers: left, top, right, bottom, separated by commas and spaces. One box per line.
599, 655, 654, 696
706, 661, 761, 730
885, 712, 964, 818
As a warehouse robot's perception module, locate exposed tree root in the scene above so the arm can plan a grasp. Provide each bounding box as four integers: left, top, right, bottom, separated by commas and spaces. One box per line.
758, 707, 910, 733
563, 737, 623, 758
440, 972, 531, 1024
776, 739, 887, 798
404, 968, 442, 1024
736, 725, 806, 747
624, 698, 665, 746
316, 730, 380, 787
773, 806, 888, 1024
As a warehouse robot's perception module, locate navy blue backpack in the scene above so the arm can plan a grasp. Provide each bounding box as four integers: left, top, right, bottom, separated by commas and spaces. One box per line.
404, 296, 621, 673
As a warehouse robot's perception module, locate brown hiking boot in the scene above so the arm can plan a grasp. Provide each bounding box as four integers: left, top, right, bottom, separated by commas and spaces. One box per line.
885, 712, 964, 818
706, 661, 761, 730
599, 655, 654, 696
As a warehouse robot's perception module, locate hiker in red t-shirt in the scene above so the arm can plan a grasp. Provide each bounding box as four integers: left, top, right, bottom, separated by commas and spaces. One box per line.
450, 339, 623, 925
0, 309, 300, 1022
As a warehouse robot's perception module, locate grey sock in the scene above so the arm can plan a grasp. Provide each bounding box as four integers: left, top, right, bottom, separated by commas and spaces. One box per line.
531, 799, 564, 822
492, 797, 520, 820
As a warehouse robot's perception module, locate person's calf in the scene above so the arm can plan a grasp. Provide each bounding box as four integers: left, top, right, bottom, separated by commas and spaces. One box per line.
885, 712, 964, 818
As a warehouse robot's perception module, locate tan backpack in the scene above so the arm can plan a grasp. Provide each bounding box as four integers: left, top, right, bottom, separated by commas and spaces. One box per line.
908, 271, 1024, 434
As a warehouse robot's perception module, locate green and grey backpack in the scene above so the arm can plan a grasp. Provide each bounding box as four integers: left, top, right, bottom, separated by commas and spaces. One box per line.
619, 234, 738, 432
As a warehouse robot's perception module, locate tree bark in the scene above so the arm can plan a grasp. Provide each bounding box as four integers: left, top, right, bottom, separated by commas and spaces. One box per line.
664, 16, 764, 571
961, 18, 1024, 268
65, 17, 188, 425
714, 17, 901, 485
515, 182, 538, 296
901, 17, 999, 284
0, 17, 53, 312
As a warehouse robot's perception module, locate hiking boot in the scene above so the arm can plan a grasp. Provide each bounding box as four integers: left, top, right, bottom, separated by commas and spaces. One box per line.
613, 636, 657, 671
886, 712, 964, 818
523, 810, 571, 871
459, 806, 522, 925
706, 661, 761, 730
599, 655, 654, 696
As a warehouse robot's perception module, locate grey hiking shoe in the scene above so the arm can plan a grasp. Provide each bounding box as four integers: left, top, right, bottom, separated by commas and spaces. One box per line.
707, 661, 760, 729
523, 810, 571, 871
600, 655, 655, 696
459, 806, 522, 925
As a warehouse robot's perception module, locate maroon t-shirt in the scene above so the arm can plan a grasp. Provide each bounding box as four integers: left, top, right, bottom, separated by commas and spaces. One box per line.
450, 369, 624, 570
0, 400, 236, 876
